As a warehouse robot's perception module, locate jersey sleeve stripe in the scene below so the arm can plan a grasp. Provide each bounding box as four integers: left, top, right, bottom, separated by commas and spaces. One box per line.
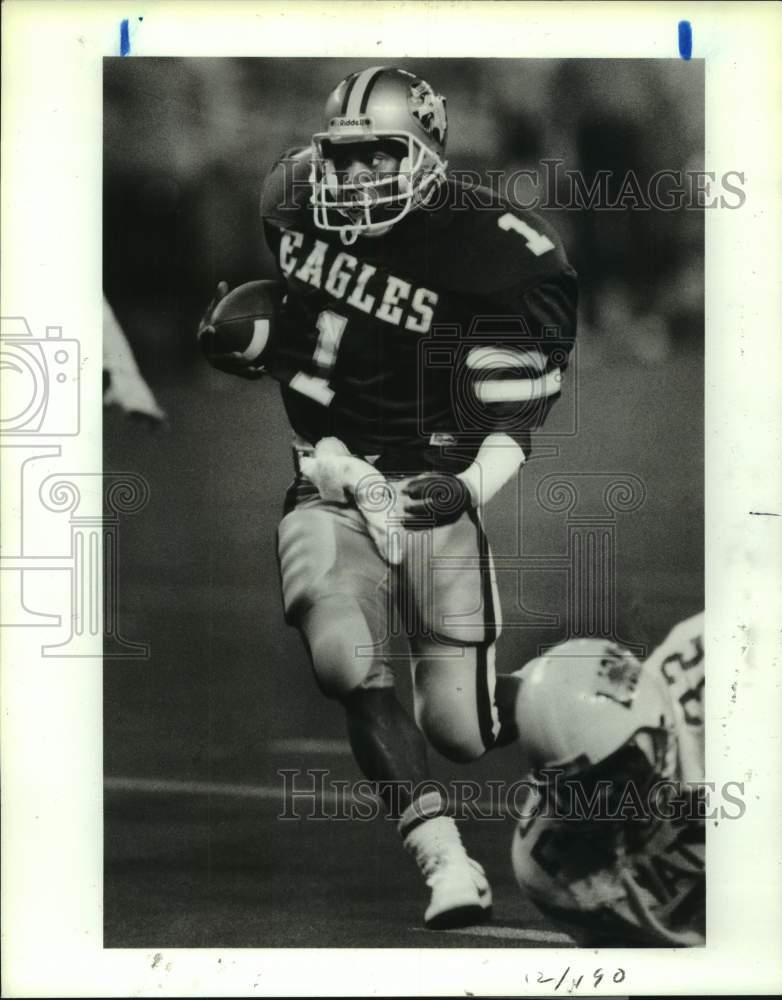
466, 346, 548, 371
474, 369, 562, 403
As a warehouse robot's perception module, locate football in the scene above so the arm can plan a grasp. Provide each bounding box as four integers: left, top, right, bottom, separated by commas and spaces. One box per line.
199, 279, 283, 371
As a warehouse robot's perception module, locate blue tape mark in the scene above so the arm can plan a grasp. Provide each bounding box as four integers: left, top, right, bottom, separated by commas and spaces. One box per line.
120, 18, 131, 56
678, 20, 692, 60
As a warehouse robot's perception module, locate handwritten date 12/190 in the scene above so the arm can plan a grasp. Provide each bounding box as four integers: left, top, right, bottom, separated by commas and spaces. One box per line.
526, 967, 626, 991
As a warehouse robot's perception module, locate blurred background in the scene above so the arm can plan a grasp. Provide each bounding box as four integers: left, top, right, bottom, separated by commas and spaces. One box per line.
103, 58, 704, 946
104, 57, 704, 375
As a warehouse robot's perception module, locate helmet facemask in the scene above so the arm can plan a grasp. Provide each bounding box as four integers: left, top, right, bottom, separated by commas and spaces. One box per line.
310, 130, 447, 245
535, 723, 677, 833
513, 639, 704, 946
534, 725, 704, 947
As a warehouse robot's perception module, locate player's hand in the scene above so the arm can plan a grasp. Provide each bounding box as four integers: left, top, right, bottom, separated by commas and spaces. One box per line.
300, 438, 402, 565
197, 281, 266, 381
401, 472, 475, 527
198, 280, 229, 333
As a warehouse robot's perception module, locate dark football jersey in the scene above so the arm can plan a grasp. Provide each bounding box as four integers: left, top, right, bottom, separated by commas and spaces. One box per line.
261, 147, 578, 474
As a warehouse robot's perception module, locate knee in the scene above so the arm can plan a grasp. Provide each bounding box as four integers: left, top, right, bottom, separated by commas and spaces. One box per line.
417, 710, 487, 763
413, 664, 489, 764
299, 597, 380, 701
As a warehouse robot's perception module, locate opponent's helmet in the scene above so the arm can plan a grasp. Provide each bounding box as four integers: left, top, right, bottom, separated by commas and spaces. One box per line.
511, 639, 704, 947
311, 67, 448, 244
516, 638, 677, 779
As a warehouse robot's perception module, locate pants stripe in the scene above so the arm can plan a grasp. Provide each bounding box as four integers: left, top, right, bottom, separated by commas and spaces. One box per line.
475, 644, 495, 751
468, 508, 500, 750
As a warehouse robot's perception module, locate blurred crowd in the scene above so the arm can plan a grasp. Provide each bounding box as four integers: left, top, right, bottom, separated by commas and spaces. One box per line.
104, 57, 704, 380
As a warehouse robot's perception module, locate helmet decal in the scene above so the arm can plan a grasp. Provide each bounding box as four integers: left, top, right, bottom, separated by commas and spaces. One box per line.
408, 78, 447, 146
595, 646, 642, 708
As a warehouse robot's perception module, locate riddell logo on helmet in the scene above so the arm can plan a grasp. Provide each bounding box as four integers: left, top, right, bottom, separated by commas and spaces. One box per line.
329, 116, 373, 130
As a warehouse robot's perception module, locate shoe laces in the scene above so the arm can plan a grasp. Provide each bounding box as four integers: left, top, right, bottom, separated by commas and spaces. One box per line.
405, 816, 484, 883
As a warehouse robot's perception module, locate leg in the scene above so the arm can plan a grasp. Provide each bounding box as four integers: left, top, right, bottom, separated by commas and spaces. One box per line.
410, 642, 522, 760
403, 506, 521, 760
493, 672, 522, 747
279, 502, 427, 811
410, 638, 502, 762
343, 678, 493, 928
343, 686, 430, 813
277, 497, 491, 926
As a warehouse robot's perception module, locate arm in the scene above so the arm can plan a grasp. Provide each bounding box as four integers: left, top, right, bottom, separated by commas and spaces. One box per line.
400, 432, 525, 525
402, 271, 575, 525
456, 431, 526, 508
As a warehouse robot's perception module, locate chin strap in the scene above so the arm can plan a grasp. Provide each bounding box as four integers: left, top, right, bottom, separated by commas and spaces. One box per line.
339, 229, 359, 246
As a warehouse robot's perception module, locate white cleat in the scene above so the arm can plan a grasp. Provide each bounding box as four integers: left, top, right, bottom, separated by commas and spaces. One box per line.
403, 815, 493, 930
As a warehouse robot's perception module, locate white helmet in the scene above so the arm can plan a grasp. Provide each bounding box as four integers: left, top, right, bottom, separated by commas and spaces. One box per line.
510, 638, 704, 947
516, 637, 677, 779
311, 66, 448, 244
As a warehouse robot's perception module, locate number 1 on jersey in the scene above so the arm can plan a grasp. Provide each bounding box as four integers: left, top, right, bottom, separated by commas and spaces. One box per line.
313, 309, 347, 371
498, 212, 555, 256
289, 309, 347, 407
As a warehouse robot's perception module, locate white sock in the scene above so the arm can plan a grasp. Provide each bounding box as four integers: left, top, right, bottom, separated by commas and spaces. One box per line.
397, 789, 448, 841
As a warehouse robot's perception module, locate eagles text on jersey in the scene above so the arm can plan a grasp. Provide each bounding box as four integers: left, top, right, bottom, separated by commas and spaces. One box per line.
261, 147, 578, 474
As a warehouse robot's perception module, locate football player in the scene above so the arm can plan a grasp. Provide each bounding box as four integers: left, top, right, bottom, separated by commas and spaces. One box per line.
201, 67, 577, 928
511, 613, 705, 946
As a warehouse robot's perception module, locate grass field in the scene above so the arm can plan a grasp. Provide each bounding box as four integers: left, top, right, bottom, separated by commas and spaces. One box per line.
104, 345, 703, 947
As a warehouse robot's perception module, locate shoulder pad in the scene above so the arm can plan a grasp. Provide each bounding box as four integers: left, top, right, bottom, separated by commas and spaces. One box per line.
260, 146, 313, 227
436, 181, 572, 295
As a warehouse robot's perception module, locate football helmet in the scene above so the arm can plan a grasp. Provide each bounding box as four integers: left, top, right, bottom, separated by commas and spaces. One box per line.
510, 639, 704, 947
515, 638, 677, 778
311, 67, 448, 244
